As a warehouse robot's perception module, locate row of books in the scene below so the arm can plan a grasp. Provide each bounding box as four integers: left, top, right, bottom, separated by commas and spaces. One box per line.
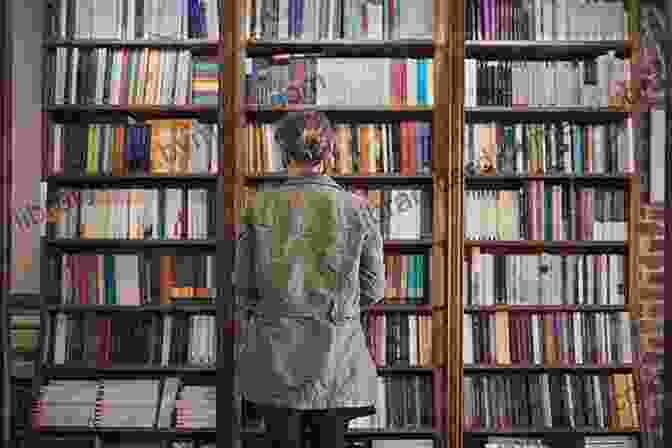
346, 188, 432, 240
463, 253, 626, 306
463, 373, 640, 430
247, 0, 432, 41
463, 311, 635, 366
464, 54, 626, 108
246, 122, 433, 176
245, 57, 434, 107
49, 121, 219, 176
55, 253, 216, 305
383, 254, 428, 303
49, 48, 217, 106
348, 375, 434, 429
464, 122, 634, 176
464, 186, 627, 241
49, 313, 216, 366
465, 0, 627, 41
33, 378, 215, 429
49, 188, 214, 240
363, 314, 433, 368
47, 0, 220, 40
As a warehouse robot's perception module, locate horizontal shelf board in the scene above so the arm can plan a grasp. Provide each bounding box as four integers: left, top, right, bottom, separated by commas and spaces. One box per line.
44, 39, 219, 49
377, 367, 435, 374
43, 365, 216, 376
7, 293, 42, 308
465, 428, 641, 435
242, 427, 439, 438
246, 39, 434, 57
34, 427, 215, 435
46, 175, 218, 187
464, 305, 628, 312
465, 107, 628, 123
45, 304, 216, 313
46, 105, 219, 121
464, 364, 636, 372
245, 39, 629, 59
46, 239, 217, 251
384, 239, 433, 250
465, 174, 629, 188
246, 105, 433, 122
364, 304, 433, 313
464, 240, 627, 254
464, 40, 630, 60
248, 174, 434, 185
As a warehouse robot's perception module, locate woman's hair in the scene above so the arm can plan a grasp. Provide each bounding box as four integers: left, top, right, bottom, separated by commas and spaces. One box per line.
274, 111, 336, 166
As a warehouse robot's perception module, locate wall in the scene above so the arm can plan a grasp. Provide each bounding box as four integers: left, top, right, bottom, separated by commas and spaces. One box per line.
11, 0, 45, 294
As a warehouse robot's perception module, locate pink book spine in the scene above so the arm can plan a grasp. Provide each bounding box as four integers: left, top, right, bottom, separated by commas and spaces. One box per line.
97, 254, 104, 305
78, 256, 88, 305
553, 186, 561, 240
528, 180, 536, 240
537, 181, 545, 240
586, 189, 594, 240
391, 61, 400, 106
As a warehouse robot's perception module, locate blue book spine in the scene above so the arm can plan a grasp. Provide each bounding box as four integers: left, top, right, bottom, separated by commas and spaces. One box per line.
575, 125, 583, 174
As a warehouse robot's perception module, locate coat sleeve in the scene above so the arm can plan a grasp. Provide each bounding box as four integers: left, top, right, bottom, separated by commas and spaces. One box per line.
233, 223, 261, 307
359, 208, 385, 308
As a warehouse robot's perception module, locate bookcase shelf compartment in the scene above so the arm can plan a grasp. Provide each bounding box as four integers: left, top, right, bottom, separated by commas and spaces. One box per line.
464, 40, 631, 60
464, 241, 627, 254
44, 39, 219, 50
46, 175, 218, 188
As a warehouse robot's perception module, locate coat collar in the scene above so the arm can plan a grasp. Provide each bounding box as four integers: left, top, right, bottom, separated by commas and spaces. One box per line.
273, 170, 343, 191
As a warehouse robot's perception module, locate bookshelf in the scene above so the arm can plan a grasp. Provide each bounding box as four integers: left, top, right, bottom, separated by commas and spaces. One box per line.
462, 2, 643, 448
30, 1, 222, 448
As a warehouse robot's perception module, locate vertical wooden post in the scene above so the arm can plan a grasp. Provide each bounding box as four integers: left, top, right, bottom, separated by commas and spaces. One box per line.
220, 1, 244, 447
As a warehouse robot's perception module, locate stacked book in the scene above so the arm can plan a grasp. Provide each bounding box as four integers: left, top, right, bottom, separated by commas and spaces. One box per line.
191, 55, 219, 105
95, 379, 160, 428
175, 385, 216, 429
32, 380, 98, 427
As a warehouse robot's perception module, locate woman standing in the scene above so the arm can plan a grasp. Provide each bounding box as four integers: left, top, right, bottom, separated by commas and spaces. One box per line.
233, 110, 385, 448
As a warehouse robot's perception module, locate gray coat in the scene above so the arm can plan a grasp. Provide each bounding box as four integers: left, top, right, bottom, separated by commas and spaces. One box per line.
233, 174, 385, 411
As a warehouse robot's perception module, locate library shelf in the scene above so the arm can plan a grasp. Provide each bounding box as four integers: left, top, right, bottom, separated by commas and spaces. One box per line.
46, 239, 217, 251
245, 105, 628, 123
465, 106, 628, 123
46, 175, 218, 188
248, 174, 434, 186
462, 305, 629, 313
244, 39, 629, 60
42, 365, 216, 377
463, 240, 627, 254
245, 105, 434, 122
43, 38, 219, 50
245, 39, 434, 58
464, 428, 641, 436
364, 304, 433, 313
465, 174, 630, 189
463, 364, 637, 373
33, 427, 216, 436
377, 367, 435, 374
464, 40, 631, 60
384, 239, 434, 251
45, 304, 216, 314
241, 426, 441, 439
45, 105, 219, 122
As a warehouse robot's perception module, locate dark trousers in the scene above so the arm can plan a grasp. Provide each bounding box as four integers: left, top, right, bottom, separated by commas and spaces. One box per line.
259, 405, 348, 448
